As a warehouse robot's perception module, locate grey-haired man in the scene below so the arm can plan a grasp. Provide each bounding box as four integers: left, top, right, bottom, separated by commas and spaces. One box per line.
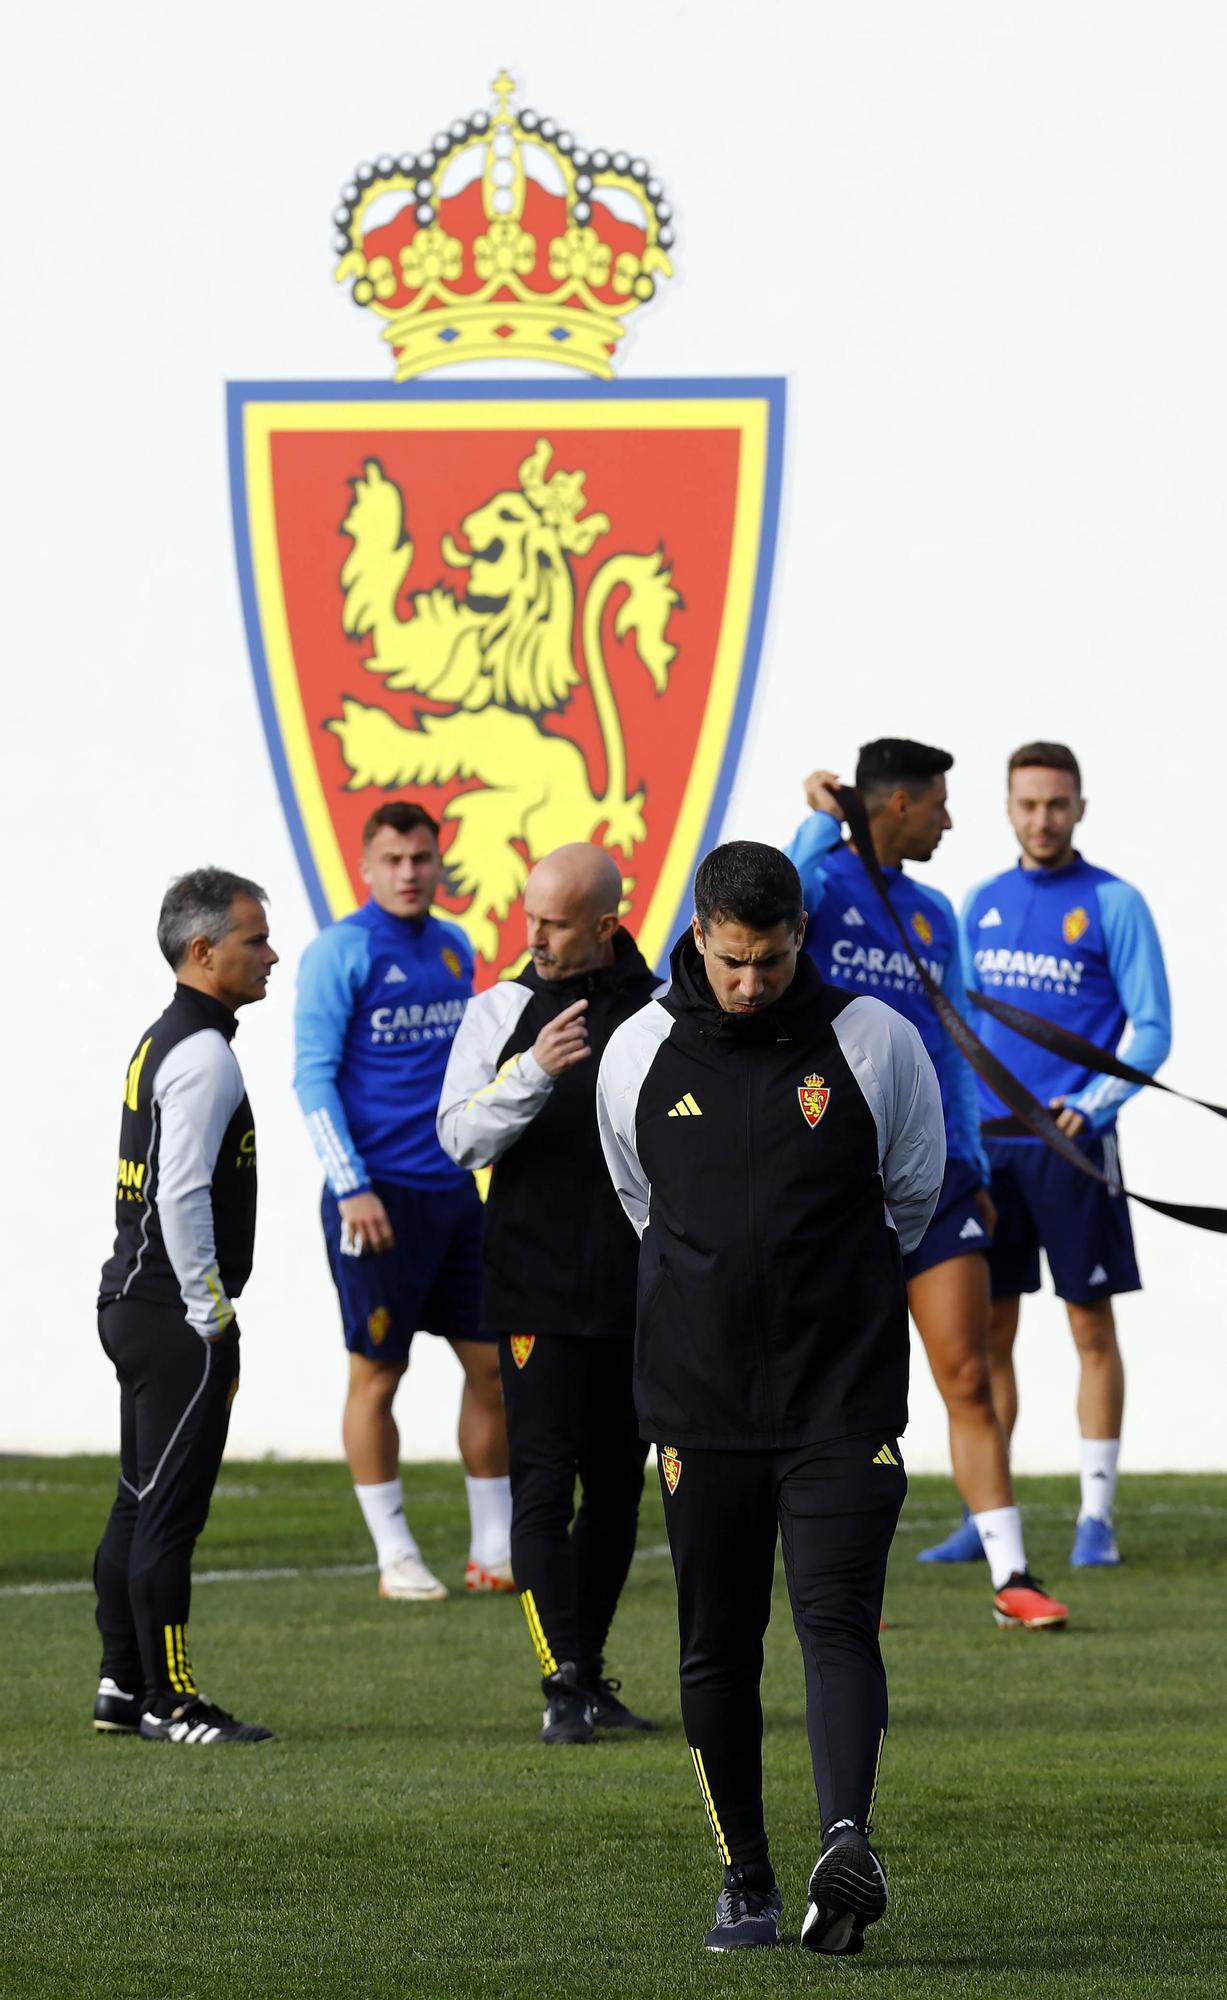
93, 869, 277, 1745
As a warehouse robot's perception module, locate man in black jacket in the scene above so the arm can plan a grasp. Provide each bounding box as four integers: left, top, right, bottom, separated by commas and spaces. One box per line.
94, 868, 278, 1745
437, 843, 659, 1745
597, 842, 943, 1954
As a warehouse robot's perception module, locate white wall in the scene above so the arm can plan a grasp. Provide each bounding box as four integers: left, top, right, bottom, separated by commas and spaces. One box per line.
4, 1, 1223, 1468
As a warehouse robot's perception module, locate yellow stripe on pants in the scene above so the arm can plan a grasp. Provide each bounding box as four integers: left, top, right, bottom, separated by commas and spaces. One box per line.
519, 1590, 558, 1677
690, 1746, 731, 1864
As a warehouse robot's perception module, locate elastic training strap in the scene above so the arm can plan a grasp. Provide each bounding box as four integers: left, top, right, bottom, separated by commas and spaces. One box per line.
834, 785, 1227, 1235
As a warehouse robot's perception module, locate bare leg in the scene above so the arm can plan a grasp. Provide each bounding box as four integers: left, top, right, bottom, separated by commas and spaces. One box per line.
908, 1254, 1014, 1512
1066, 1298, 1124, 1440
987, 1297, 1022, 1445
342, 1353, 407, 1484
449, 1338, 509, 1478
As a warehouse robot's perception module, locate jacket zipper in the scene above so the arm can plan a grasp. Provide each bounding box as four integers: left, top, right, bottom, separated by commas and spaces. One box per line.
743, 1060, 776, 1439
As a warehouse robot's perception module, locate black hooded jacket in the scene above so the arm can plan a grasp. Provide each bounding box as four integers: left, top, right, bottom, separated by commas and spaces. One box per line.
595, 934, 945, 1449
437, 928, 659, 1336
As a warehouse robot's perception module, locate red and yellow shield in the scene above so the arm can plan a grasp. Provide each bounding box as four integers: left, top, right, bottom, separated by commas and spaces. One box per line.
798, 1074, 831, 1130
1063, 906, 1090, 946
509, 1334, 535, 1370
229, 381, 784, 982
660, 1446, 682, 1495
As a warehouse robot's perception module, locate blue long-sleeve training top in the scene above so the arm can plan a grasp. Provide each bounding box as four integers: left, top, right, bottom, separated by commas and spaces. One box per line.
294, 902, 474, 1194
786, 811, 988, 1179
960, 854, 1171, 1135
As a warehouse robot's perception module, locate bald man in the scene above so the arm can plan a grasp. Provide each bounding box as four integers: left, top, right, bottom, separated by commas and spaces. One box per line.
438, 846, 659, 1744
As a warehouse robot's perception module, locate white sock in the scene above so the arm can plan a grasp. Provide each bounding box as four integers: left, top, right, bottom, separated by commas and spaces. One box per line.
354, 1478, 418, 1570
1079, 1439, 1121, 1524
465, 1474, 512, 1568
972, 1505, 1028, 1590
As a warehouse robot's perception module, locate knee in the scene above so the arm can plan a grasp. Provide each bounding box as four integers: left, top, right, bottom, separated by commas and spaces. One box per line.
938, 1349, 995, 1416
348, 1362, 403, 1416
1067, 1306, 1117, 1358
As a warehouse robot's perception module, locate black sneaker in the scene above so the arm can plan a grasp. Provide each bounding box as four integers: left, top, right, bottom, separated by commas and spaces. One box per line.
800, 1825, 888, 1955
139, 1696, 274, 1744
93, 1677, 140, 1735
589, 1676, 655, 1732
703, 1864, 783, 1951
540, 1663, 593, 1746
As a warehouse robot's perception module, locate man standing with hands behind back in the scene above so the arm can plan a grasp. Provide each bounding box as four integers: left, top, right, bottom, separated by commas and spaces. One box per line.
438, 844, 658, 1746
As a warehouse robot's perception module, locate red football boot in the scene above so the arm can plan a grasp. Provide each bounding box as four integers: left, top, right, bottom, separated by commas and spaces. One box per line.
993, 1571, 1069, 1630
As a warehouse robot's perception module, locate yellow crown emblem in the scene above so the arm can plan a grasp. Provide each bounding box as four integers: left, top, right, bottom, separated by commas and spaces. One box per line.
333, 70, 675, 381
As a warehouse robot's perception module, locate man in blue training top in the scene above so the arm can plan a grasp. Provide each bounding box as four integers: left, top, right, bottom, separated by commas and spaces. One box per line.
788, 741, 1066, 1631
294, 801, 512, 1600
961, 742, 1171, 1568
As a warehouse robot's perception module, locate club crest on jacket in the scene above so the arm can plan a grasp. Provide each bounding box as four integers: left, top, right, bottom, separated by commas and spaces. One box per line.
798, 1074, 831, 1130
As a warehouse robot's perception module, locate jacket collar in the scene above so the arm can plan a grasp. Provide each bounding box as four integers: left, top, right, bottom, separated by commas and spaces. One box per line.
172, 983, 240, 1043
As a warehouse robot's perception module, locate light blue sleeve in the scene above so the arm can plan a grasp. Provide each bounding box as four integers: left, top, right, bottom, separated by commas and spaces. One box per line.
1068, 880, 1172, 1131
921, 888, 990, 1182
293, 925, 372, 1197
784, 810, 842, 913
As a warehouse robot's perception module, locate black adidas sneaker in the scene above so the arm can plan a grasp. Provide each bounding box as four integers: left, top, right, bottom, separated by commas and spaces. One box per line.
139, 1697, 274, 1744
800, 1824, 888, 1955
93, 1677, 140, 1734
540, 1662, 593, 1745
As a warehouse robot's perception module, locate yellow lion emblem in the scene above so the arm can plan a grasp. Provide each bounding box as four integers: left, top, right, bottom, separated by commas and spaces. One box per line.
328, 437, 679, 962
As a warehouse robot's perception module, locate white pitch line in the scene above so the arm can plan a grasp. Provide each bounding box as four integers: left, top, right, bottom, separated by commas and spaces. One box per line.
0, 1547, 675, 1601
0, 1562, 375, 1600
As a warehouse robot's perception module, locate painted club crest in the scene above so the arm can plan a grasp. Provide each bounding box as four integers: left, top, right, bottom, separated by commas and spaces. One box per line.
229, 72, 784, 982
798, 1074, 831, 1129
660, 1446, 682, 1495
1063, 906, 1091, 946
509, 1335, 535, 1370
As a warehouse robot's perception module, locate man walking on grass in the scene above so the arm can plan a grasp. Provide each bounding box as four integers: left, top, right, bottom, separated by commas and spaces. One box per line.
597, 842, 943, 1954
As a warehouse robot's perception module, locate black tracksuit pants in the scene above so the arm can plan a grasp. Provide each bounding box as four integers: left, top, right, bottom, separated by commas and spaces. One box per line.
94, 1300, 240, 1708
660, 1435, 906, 1872
498, 1333, 648, 1682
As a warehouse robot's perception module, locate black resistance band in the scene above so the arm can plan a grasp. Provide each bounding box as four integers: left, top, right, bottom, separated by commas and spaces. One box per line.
832, 786, 1227, 1235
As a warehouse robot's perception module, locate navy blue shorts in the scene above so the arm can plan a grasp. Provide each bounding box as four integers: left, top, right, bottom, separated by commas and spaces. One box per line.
321, 1177, 489, 1362
902, 1157, 989, 1282
986, 1135, 1141, 1304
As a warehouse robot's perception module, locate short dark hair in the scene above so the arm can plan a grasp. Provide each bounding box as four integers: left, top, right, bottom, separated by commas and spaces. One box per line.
694, 842, 803, 934
157, 868, 268, 971
855, 738, 953, 806
361, 800, 440, 847
1008, 741, 1082, 792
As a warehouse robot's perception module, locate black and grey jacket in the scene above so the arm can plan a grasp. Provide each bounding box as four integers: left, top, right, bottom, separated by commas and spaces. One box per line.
595, 935, 945, 1450
98, 987, 257, 1337
436, 929, 658, 1337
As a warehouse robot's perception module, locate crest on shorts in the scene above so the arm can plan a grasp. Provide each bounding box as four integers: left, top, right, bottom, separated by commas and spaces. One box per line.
368, 1307, 391, 1345
1063, 906, 1091, 945
228, 71, 784, 986
660, 1446, 681, 1494
798, 1074, 831, 1129
510, 1334, 535, 1369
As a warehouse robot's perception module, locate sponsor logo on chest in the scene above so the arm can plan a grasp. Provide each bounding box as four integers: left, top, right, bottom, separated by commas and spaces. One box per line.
369, 996, 467, 1044
830, 937, 945, 992
973, 946, 1085, 995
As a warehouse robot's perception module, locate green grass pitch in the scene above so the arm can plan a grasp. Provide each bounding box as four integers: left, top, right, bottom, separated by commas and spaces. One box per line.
2, 1460, 1224, 1997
